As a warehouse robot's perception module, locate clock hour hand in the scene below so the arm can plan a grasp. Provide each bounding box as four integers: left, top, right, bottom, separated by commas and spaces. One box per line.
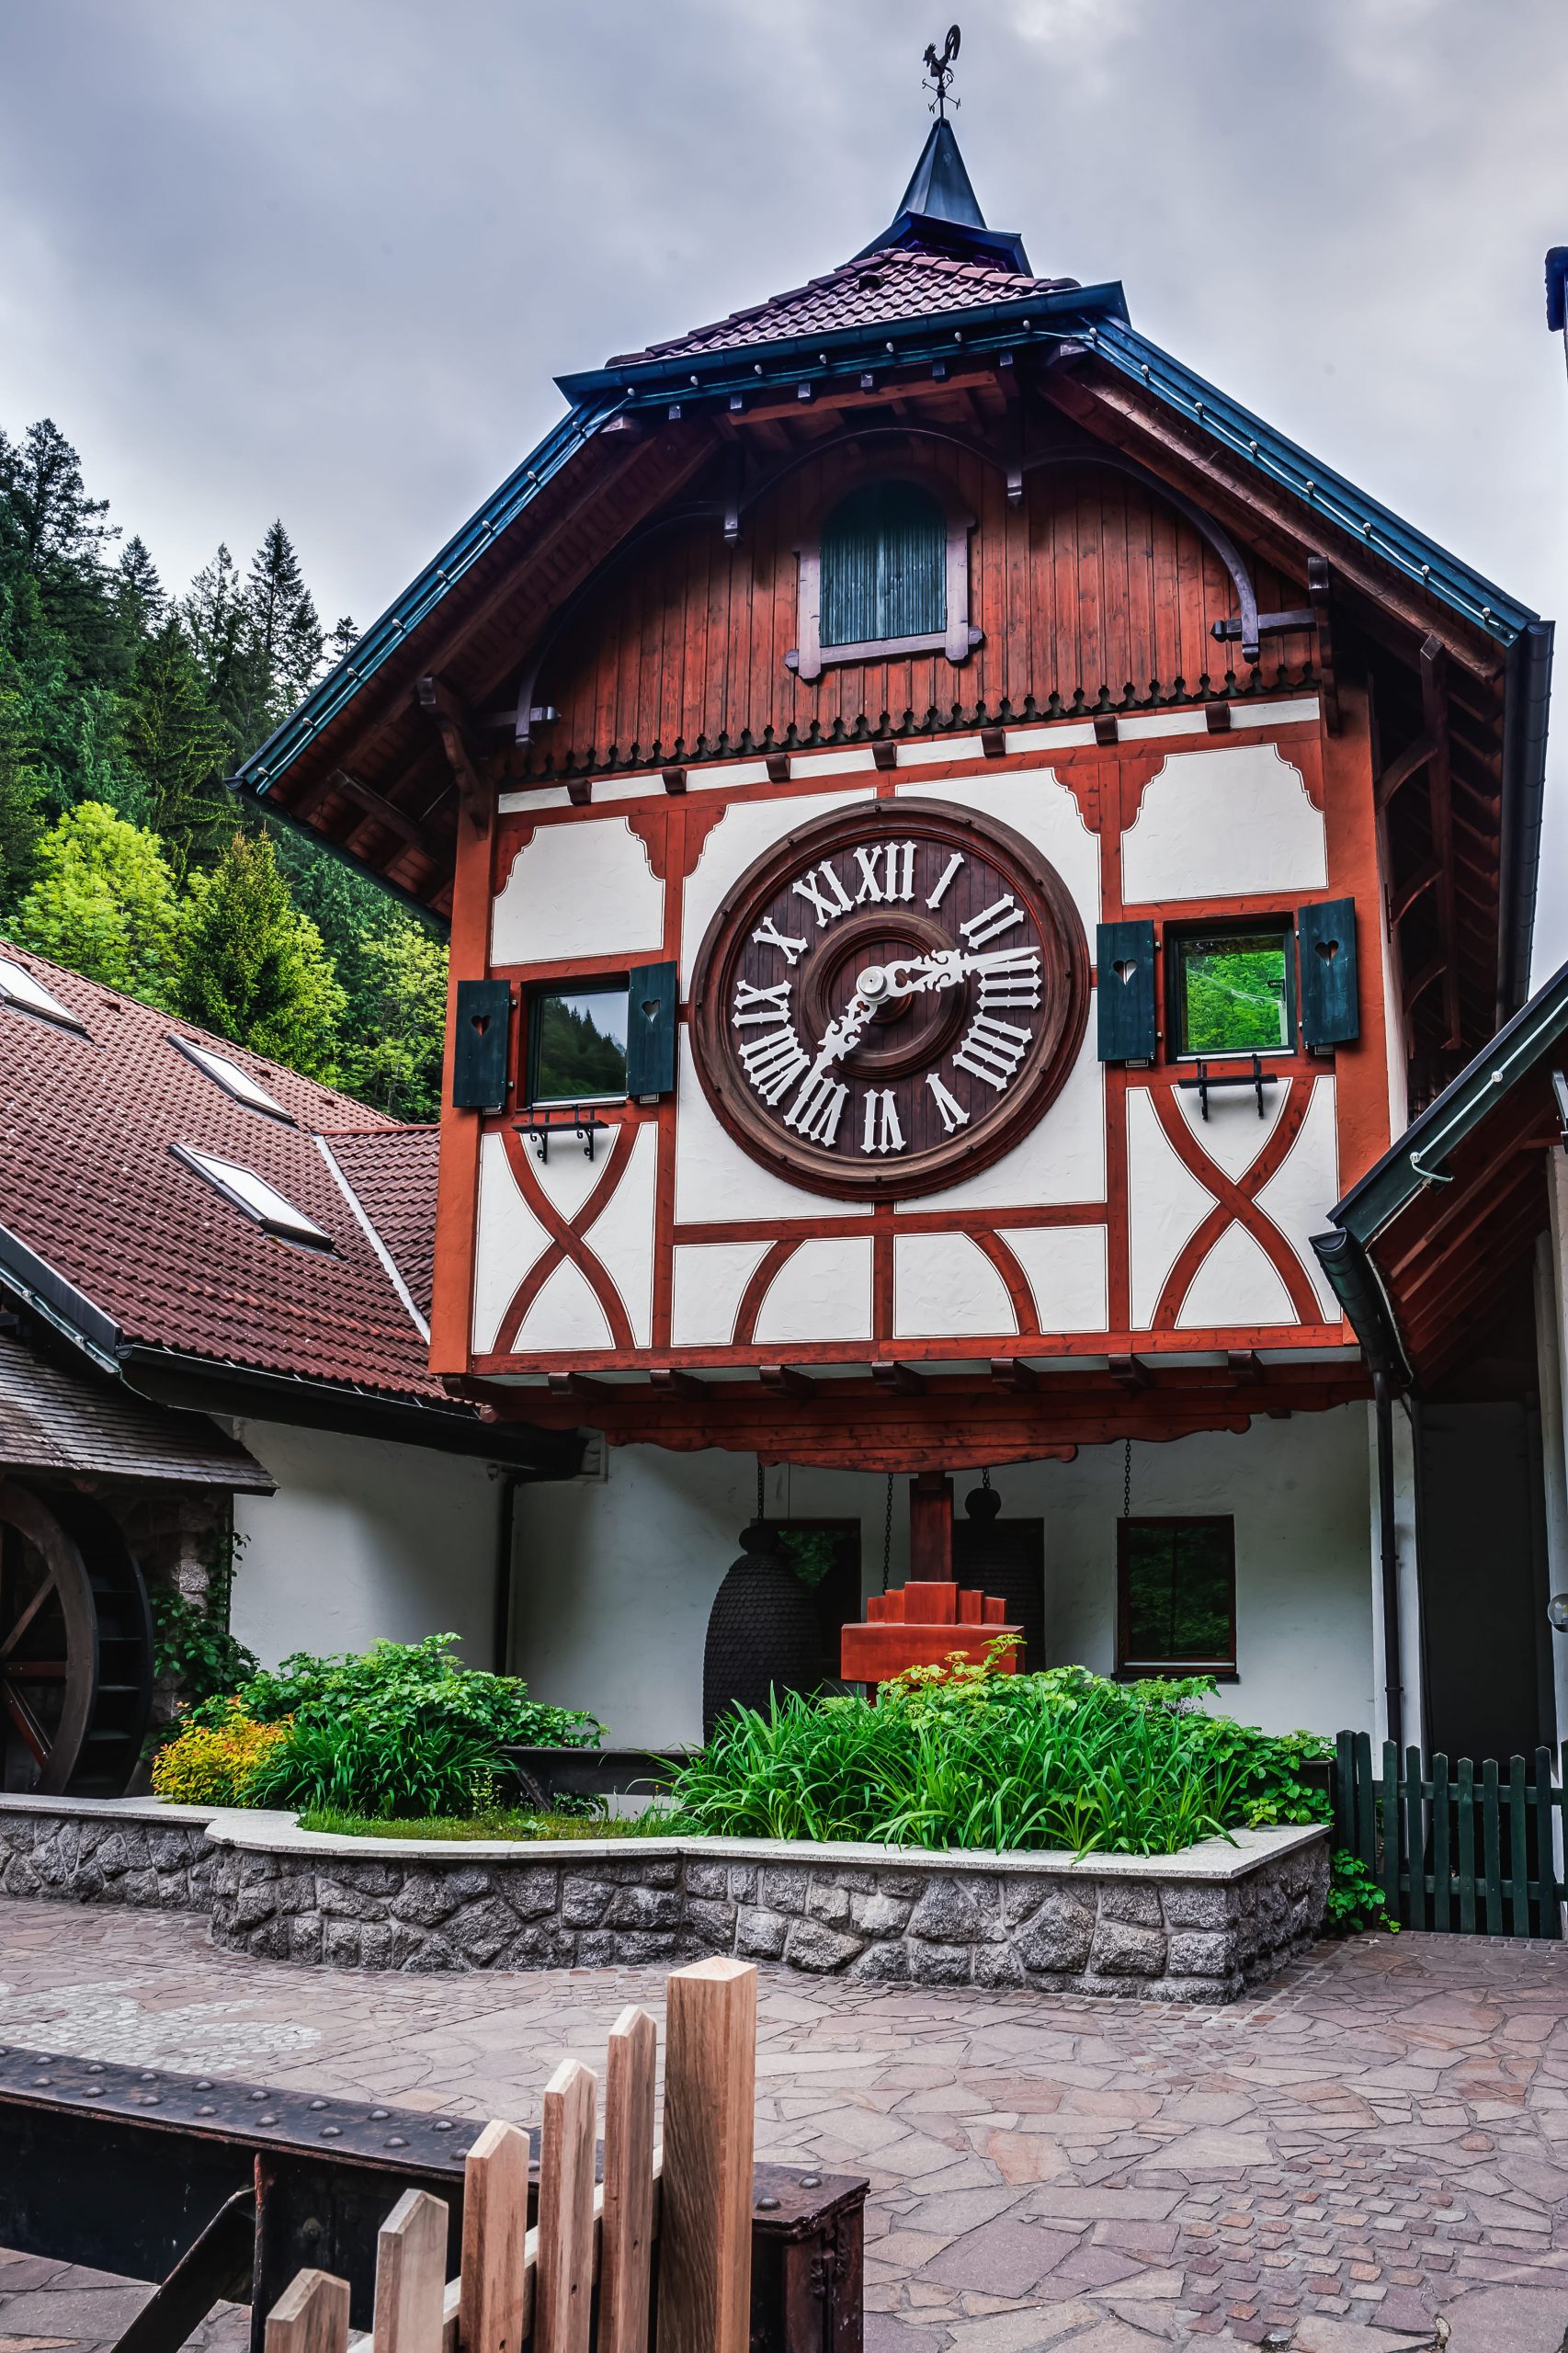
861, 946, 1034, 999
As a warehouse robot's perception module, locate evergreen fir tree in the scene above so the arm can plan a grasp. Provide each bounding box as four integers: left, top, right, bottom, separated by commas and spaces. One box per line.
122, 618, 233, 868
13, 801, 182, 1005
115, 536, 166, 634
181, 542, 257, 753
244, 520, 323, 731
0, 420, 126, 690
324, 615, 359, 670
177, 829, 346, 1081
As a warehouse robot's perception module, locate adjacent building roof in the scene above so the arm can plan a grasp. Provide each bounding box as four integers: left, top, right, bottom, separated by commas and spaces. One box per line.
1315, 956, 1568, 1381
0, 943, 563, 1466
0, 1331, 274, 1490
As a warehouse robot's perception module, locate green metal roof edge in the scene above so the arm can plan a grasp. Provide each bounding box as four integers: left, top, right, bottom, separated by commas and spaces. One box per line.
1083, 319, 1539, 651
1328, 952, 1568, 1249
232, 397, 624, 798
233, 289, 1542, 813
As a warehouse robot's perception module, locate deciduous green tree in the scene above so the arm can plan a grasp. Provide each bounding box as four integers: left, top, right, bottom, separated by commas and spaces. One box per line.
347, 914, 449, 1119
13, 800, 181, 1004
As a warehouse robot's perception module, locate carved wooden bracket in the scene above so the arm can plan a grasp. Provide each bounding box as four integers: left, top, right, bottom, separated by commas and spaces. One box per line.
416, 674, 489, 834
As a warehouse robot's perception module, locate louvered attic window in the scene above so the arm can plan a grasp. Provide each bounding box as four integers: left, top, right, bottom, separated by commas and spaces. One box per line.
821, 482, 946, 647
788, 474, 979, 685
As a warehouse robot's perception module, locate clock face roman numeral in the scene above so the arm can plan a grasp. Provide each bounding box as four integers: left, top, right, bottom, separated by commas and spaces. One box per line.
785, 1067, 849, 1146
960, 894, 1027, 949
752, 916, 809, 966
860, 1088, 905, 1154
926, 1073, 970, 1133
738, 1025, 810, 1104
925, 851, 965, 910
952, 1011, 1033, 1090
976, 947, 1042, 1011
732, 978, 793, 1028
791, 860, 855, 927
851, 841, 916, 905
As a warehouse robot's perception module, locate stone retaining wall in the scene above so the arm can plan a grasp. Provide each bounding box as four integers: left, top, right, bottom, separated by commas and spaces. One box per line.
0, 1799, 1327, 2003
0, 1797, 216, 1911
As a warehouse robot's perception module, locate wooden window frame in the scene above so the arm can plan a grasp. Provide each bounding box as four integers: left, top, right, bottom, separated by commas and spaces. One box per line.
787, 467, 981, 684
1116, 1515, 1238, 1681
1163, 916, 1297, 1066
524, 975, 631, 1110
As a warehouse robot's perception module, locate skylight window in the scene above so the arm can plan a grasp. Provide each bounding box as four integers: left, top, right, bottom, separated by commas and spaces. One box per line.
173, 1144, 333, 1249
170, 1036, 291, 1120
0, 957, 85, 1033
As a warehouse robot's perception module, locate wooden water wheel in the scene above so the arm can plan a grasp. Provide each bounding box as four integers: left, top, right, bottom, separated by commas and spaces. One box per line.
0, 1480, 154, 1796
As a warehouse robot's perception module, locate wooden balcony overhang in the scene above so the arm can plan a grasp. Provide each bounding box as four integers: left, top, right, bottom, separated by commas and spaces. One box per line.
456, 1355, 1371, 1473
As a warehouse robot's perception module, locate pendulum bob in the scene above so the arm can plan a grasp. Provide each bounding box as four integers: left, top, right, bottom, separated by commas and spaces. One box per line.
952, 1483, 1045, 1672
839, 1579, 1023, 1685
701, 1519, 824, 1744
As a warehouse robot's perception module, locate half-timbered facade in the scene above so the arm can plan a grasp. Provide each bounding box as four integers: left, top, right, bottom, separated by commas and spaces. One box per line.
237, 114, 1553, 1748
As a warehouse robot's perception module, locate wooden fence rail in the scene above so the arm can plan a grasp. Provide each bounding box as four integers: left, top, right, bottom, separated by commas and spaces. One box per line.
267, 1957, 758, 2353
1334, 1731, 1565, 1938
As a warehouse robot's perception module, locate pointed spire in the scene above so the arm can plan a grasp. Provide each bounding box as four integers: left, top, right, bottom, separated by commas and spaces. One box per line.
858, 116, 1031, 274
893, 119, 986, 233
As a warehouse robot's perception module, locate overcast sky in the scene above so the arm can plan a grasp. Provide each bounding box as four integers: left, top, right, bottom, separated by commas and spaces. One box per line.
3, 0, 1567, 969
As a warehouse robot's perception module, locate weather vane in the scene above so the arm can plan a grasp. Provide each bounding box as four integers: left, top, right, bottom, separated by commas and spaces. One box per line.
923, 24, 960, 119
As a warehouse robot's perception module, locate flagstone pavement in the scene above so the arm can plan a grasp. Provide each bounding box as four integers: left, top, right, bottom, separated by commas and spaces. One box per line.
3, 1899, 1568, 2350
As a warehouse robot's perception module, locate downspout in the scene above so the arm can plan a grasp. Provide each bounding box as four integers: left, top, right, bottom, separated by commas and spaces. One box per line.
1372, 1370, 1403, 1756
1312, 1227, 1413, 1752
493, 1472, 520, 1674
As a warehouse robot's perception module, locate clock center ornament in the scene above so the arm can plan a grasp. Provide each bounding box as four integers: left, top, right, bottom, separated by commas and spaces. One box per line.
691, 799, 1091, 1199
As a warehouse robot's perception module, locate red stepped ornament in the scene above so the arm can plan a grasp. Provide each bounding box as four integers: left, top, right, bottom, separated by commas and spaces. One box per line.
840, 1579, 1022, 1686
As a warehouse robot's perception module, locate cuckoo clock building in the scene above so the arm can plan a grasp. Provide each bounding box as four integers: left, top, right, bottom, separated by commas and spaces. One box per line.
237, 106, 1554, 1759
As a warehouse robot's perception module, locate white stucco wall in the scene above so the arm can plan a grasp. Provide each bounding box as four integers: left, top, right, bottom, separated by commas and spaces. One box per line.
229, 1419, 506, 1669
509, 1405, 1375, 1747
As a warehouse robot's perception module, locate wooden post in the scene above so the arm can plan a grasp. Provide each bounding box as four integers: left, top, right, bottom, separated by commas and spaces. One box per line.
657, 1958, 756, 2353
600, 2006, 658, 2353
535, 2058, 597, 2353
460, 2120, 531, 2353
372, 2191, 449, 2353
907, 1472, 952, 1581
267, 2269, 350, 2353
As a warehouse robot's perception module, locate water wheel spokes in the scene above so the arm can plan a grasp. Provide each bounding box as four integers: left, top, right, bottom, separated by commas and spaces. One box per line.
0, 1479, 98, 1795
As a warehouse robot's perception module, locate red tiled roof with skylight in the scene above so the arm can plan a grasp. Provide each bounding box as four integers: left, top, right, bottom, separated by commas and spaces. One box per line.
0, 941, 446, 1404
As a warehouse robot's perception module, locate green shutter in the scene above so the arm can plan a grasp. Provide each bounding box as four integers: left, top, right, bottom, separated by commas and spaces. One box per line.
1096, 921, 1157, 1063
1298, 898, 1359, 1049
821, 483, 945, 647
451, 980, 512, 1109
627, 961, 679, 1100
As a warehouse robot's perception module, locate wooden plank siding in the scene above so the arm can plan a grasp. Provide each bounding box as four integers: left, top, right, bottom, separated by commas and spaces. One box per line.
511, 453, 1312, 780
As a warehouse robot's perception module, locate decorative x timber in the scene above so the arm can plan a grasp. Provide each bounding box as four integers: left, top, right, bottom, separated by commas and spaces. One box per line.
1147, 1080, 1325, 1331
496, 1122, 640, 1351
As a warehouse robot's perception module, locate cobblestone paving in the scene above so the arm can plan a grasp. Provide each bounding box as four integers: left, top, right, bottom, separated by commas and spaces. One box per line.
3, 1899, 1568, 2348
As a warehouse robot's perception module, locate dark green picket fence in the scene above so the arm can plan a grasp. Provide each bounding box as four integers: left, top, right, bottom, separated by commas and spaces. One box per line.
1333, 1731, 1565, 1938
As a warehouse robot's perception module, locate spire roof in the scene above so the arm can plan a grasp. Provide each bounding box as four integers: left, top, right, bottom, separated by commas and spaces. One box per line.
858, 117, 1031, 274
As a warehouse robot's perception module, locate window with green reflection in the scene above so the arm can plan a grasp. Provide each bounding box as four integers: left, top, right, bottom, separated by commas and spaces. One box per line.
1171, 927, 1291, 1057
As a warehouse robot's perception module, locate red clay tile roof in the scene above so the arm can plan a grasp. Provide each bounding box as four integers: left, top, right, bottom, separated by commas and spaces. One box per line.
321, 1126, 439, 1325
610, 242, 1076, 366
0, 942, 446, 1405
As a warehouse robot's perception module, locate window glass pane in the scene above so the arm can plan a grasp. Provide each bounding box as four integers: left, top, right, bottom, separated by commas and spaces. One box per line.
183, 1149, 331, 1244
1123, 1519, 1233, 1664
532, 988, 629, 1104
821, 482, 945, 647
1177, 931, 1290, 1056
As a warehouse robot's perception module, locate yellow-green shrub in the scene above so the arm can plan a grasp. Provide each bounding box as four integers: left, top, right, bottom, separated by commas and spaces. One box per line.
152, 1704, 290, 1805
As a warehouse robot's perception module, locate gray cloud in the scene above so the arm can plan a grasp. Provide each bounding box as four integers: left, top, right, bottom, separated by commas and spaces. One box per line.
2, 0, 1565, 966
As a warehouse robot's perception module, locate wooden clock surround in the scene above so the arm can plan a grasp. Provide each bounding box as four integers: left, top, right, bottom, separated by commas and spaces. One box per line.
689, 797, 1091, 1201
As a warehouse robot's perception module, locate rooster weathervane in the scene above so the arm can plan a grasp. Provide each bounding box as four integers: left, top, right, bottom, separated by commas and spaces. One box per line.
924, 24, 960, 119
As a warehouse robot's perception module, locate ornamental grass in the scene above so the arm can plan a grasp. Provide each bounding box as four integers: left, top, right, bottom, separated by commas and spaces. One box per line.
667, 1658, 1329, 1857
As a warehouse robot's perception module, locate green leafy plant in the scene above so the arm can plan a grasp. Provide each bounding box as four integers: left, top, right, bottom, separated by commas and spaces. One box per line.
297, 1806, 665, 1843
191, 1632, 601, 1749
778, 1529, 836, 1591
243, 1711, 504, 1820
669, 1661, 1318, 1857
1327, 1848, 1399, 1935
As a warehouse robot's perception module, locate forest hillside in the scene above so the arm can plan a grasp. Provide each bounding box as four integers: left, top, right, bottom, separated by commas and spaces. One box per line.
0, 417, 445, 1117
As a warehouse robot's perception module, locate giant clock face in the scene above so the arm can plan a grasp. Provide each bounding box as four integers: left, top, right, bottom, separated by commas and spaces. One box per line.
691, 799, 1091, 1199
